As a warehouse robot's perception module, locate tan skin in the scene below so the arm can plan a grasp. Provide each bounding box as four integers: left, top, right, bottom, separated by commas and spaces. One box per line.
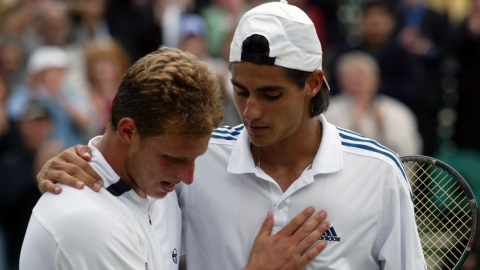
99, 118, 211, 199
36, 65, 329, 269
231, 62, 323, 191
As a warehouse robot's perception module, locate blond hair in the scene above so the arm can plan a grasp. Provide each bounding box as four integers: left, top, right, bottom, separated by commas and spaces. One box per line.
110, 46, 224, 138
84, 41, 130, 87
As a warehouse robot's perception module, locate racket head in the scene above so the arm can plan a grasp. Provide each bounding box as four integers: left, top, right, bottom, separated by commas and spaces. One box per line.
401, 155, 478, 270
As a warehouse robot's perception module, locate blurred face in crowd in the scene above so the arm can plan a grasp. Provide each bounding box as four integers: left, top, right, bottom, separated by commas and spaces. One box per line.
36, 68, 65, 95
339, 61, 379, 102
75, 0, 106, 25
361, 6, 396, 46
41, 4, 71, 46
91, 58, 121, 98
0, 43, 22, 78
19, 116, 53, 152
181, 35, 207, 59
91, 59, 118, 85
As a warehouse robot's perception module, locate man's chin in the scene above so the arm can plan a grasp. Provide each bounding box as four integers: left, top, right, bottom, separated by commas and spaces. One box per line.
147, 190, 169, 199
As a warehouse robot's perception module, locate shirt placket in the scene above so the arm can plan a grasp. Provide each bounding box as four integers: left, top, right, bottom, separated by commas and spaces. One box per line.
269, 183, 292, 235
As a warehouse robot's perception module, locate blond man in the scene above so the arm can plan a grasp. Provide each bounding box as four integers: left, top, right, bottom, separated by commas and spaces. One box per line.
19, 47, 223, 270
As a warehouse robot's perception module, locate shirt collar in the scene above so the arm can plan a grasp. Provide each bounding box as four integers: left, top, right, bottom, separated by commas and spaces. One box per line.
88, 136, 123, 188
88, 136, 154, 208
227, 114, 343, 175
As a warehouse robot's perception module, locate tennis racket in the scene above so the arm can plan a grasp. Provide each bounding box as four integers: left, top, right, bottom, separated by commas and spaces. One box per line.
401, 155, 478, 270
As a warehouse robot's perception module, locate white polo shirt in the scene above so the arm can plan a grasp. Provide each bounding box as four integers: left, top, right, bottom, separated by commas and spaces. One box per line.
20, 136, 181, 270
177, 115, 426, 270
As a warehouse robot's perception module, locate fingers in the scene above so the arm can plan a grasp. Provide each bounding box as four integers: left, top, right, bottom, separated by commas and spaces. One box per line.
292, 210, 328, 244
256, 211, 274, 238
294, 211, 330, 268
36, 146, 103, 194
295, 214, 330, 252
40, 179, 62, 195
298, 240, 328, 267
60, 148, 102, 189
276, 206, 315, 237
74, 144, 93, 161
59, 160, 102, 191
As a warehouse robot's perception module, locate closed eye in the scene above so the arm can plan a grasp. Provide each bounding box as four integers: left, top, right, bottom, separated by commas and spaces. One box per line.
264, 93, 281, 100
235, 89, 250, 97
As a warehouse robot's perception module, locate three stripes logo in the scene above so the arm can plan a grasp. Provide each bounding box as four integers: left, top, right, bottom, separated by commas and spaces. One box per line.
320, 227, 341, 242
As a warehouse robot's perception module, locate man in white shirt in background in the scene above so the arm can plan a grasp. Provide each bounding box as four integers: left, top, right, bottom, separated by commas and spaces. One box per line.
326, 50, 423, 156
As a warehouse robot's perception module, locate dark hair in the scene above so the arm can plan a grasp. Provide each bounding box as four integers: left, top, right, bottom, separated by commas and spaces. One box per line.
362, 1, 395, 16
240, 34, 329, 116
110, 47, 224, 138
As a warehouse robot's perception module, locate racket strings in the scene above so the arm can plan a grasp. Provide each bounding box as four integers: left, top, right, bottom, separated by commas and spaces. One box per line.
404, 161, 472, 270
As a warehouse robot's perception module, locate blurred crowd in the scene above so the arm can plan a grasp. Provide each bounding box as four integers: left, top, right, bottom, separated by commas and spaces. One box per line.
0, 0, 479, 269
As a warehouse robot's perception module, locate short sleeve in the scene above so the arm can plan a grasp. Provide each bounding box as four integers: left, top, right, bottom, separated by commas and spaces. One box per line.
377, 165, 426, 270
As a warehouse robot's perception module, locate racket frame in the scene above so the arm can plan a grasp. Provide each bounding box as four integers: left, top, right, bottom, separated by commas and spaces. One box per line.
401, 155, 478, 270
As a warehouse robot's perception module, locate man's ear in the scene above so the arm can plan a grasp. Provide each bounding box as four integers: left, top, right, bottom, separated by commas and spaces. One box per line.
117, 118, 139, 145
305, 70, 324, 99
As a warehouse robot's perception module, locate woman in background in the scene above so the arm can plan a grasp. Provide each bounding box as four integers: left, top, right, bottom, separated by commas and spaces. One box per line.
85, 40, 129, 136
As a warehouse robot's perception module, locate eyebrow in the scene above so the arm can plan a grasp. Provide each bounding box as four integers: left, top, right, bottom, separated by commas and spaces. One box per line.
230, 79, 286, 92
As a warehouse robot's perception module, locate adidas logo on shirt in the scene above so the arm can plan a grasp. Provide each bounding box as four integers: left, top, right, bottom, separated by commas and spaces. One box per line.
320, 227, 341, 242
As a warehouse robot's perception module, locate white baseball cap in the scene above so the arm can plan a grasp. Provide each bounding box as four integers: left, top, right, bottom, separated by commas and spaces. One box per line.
27, 46, 68, 75
230, 0, 329, 90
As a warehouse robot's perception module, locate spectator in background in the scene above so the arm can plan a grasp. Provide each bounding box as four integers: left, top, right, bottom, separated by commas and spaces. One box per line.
453, 0, 480, 152
11, 1, 90, 96
7, 46, 93, 148
326, 51, 422, 156
0, 34, 24, 88
310, 0, 342, 54
179, 14, 241, 126
156, 0, 194, 48
39, 1, 89, 96
330, 1, 430, 154
396, 0, 454, 155
0, 101, 58, 270
202, 0, 250, 58
105, 0, 163, 63
70, 0, 112, 45
397, 0, 452, 62
85, 41, 130, 136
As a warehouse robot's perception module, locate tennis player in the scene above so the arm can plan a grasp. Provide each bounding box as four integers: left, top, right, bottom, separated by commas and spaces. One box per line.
21, 47, 329, 270
36, 1, 426, 269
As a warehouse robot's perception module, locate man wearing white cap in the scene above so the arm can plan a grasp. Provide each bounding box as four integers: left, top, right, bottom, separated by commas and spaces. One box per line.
6, 46, 93, 148
37, 1, 426, 269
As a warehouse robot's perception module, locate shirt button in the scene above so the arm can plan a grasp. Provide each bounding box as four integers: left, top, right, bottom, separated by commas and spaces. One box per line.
278, 202, 285, 209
